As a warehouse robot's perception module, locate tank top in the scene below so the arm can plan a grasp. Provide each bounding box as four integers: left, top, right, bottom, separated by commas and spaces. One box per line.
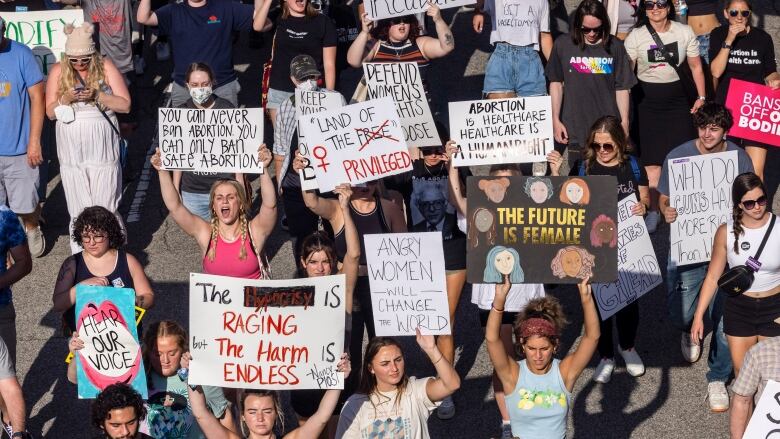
506, 358, 570, 439
372, 40, 430, 91
334, 196, 391, 265
202, 234, 262, 279
727, 213, 780, 292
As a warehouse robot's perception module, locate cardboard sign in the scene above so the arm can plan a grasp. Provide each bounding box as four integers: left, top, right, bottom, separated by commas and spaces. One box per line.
296, 88, 345, 191
297, 97, 411, 192
593, 195, 662, 320
742, 380, 780, 439
75, 286, 147, 399
449, 97, 554, 167
466, 176, 618, 284
363, 62, 440, 148
188, 273, 346, 390
364, 0, 475, 20
668, 151, 738, 266
725, 78, 780, 147
365, 232, 450, 336
158, 108, 265, 173
2, 10, 84, 76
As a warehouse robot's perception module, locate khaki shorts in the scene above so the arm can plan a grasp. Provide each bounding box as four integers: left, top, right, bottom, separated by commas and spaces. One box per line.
0, 154, 39, 215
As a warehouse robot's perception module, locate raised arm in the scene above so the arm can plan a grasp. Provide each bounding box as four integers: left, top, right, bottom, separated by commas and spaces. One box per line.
66, 332, 84, 384
185, 352, 240, 439
249, 145, 278, 245
252, 0, 273, 31
418, 3, 454, 59
691, 225, 729, 344
418, 328, 461, 402
335, 184, 360, 312
445, 141, 466, 216
559, 278, 600, 391
137, 0, 159, 26
286, 354, 351, 439
323, 46, 337, 90
485, 279, 520, 392
347, 13, 375, 68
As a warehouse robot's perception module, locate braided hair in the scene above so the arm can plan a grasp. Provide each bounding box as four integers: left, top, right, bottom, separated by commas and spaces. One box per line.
207, 179, 251, 262
731, 172, 767, 254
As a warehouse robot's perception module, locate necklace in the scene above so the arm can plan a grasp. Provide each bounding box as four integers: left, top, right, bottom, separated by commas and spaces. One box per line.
423, 161, 445, 177
387, 40, 406, 60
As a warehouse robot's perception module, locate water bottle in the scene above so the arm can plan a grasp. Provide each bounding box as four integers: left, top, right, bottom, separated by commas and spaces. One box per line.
676, 0, 688, 24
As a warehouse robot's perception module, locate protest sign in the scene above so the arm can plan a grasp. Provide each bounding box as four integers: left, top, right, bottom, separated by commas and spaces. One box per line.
449, 96, 554, 167
364, 0, 475, 20
593, 195, 662, 320
466, 176, 617, 284
668, 151, 738, 266
75, 285, 147, 399
297, 97, 411, 192
2, 10, 84, 76
363, 62, 440, 148
158, 108, 265, 173
742, 380, 780, 439
365, 232, 450, 336
725, 79, 780, 148
296, 88, 345, 191
188, 273, 346, 390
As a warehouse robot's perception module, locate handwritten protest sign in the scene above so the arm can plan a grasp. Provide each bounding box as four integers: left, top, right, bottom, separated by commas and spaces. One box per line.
449, 96, 554, 167
75, 286, 147, 399
296, 88, 345, 191
364, 0, 475, 20
466, 176, 617, 284
188, 273, 346, 390
593, 195, 662, 320
365, 232, 450, 336
725, 79, 780, 148
668, 151, 738, 266
742, 380, 780, 439
297, 97, 411, 192
3, 10, 83, 76
158, 108, 264, 173
363, 62, 440, 148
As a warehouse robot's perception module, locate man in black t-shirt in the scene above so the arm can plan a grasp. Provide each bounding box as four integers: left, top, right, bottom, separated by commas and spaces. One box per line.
91, 384, 152, 439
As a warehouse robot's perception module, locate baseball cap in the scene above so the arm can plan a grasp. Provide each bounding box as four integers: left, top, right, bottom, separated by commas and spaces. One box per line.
290, 54, 321, 82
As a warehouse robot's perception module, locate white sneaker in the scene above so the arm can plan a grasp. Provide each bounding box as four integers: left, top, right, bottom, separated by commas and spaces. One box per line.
156, 41, 170, 61
645, 211, 660, 234
593, 358, 615, 383
618, 347, 645, 377
681, 332, 702, 363
26, 225, 45, 258
707, 381, 729, 412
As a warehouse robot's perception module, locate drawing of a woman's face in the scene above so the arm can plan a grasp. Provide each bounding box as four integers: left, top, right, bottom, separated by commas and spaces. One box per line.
597, 222, 615, 243
561, 250, 582, 277
475, 209, 493, 232
565, 182, 584, 204
530, 181, 549, 204
494, 250, 515, 275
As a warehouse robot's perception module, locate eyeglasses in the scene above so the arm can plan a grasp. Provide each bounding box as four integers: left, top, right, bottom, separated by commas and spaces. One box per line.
68, 57, 92, 64
590, 142, 615, 153
81, 234, 107, 243
581, 25, 602, 34
390, 18, 414, 25
643, 0, 668, 10
741, 195, 767, 210
728, 9, 750, 17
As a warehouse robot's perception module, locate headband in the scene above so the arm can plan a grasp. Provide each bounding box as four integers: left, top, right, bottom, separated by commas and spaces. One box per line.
519, 317, 558, 339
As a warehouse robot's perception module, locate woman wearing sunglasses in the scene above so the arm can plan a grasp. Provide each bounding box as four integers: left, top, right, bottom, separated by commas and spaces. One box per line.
45, 23, 131, 254
709, 0, 779, 182
691, 172, 780, 377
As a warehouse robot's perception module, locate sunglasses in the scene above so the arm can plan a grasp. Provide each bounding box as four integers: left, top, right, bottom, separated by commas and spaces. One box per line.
728, 9, 750, 17
741, 195, 767, 210
422, 148, 445, 156
68, 57, 92, 64
590, 142, 615, 153
390, 18, 414, 25
581, 25, 602, 34
643, 0, 668, 10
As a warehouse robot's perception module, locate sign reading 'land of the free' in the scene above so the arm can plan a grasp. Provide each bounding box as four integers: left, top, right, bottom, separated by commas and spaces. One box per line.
466, 176, 618, 284
295, 88, 345, 191
158, 108, 265, 173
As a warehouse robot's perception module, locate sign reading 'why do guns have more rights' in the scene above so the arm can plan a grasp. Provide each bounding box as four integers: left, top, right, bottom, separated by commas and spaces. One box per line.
296, 88, 344, 191
363, 62, 440, 148
297, 97, 411, 192
158, 108, 265, 173
668, 150, 738, 266
3, 10, 84, 76
188, 273, 346, 390
364, 0, 475, 20
365, 232, 450, 336
449, 96, 554, 167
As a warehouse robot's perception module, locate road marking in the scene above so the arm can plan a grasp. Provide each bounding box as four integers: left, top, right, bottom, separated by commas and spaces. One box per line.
127, 141, 158, 223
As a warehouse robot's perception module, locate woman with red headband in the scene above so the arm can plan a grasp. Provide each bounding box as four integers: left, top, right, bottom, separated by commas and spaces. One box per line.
485, 278, 599, 439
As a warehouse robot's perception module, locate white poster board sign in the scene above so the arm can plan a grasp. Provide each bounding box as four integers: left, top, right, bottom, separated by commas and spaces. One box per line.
296, 88, 344, 191
297, 97, 411, 192
363, 62, 440, 148
364, 0, 475, 20
742, 380, 780, 439
2, 10, 84, 76
669, 151, 738, 266
448, 96, 554, 166
593, 195, 662, 320
364, 232, 450, 336
188, 273, 346, 390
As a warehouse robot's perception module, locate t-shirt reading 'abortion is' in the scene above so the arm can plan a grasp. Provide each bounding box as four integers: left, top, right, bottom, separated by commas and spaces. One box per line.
708, 25, 777, 104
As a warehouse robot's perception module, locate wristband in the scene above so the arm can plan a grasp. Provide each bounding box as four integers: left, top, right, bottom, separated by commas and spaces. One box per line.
722, 42, 732, 49
491, 303, 504, 312
697, 96, 706, 101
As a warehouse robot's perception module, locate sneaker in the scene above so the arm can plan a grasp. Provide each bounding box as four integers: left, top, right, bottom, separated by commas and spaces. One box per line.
156, 41, 170, 61
681, 332, 702, 363
707, 381, 729, 412
133, 54, 145, 76
645, 211, 660, 234
2, 422, 12, 438
593, 358, 615, 383
437, 395, 455, 420
26, 225, 45, 258
618, 347, 645, 377
499, 422, 514, 439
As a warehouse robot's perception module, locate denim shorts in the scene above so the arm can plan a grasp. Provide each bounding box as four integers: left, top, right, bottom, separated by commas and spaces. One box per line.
696, 33, 710, 64
483, 43, 546, 97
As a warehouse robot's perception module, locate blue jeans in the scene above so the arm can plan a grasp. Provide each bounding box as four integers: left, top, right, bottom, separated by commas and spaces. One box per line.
696, 33, 710, 64
181, 191, 211, 221
483, 43, 546, 97
666, 258, 732, 382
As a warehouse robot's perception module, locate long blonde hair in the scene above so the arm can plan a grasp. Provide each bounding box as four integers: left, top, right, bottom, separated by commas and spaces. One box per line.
207, 179, 251, 262
58, 52, 106, 104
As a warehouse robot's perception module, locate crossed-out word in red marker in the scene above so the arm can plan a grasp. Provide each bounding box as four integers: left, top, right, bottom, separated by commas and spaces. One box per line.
356, 120, 399, 151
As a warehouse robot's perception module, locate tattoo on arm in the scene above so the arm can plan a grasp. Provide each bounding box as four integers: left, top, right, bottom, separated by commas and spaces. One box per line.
444, 33, 454, 46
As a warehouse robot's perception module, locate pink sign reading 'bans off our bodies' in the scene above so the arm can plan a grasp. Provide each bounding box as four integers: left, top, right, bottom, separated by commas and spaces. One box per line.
725, 79, 780, 147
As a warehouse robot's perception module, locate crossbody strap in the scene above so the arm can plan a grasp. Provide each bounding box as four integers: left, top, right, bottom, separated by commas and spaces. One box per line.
751, 214, 776, 262
74, 73, 122, 138
644, 23, 685, 81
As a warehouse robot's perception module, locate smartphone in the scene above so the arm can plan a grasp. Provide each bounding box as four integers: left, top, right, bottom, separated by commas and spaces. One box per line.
74, 83, 85, 92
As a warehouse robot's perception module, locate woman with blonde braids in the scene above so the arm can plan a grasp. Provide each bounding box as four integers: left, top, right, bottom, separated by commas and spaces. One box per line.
45, 22, 131, 254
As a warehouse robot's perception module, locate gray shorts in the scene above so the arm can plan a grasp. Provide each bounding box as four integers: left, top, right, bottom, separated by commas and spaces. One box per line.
0, 154, 39, 215
266, 88, 294, 110
170, 79, 241, 108
0, 303, 16, 374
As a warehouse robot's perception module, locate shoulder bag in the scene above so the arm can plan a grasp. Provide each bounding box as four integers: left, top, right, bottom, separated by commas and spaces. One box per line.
74, 74, 129, 168
718, 214, 776, 296
644, 23, 698, 105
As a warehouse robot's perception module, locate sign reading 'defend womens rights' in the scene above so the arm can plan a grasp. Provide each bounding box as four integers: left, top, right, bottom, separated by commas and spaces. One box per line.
742, 380, 780, 439
466, 176, 617, 284
364, 232, 450, 336
188, 273, 346, 390
3, 10, 84, 76
449, 96, 554, 167
668, 151, 738, 266
75, 286, 147, 399
593, 195, 662, 320
725, 79, 780, 147
297, 97, 411, 192
295, 88, 344, 191
363, 62, 440, 148
158, 108, 265, 173
364, 0, 475, 20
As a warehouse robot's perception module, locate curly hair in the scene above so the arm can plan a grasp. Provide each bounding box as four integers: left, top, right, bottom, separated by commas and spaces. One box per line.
372, 16, 421, 43
551, 246, 596, 279
514, 296, 569, 347
72, 206, 125, 250
590, 214, 617, 248
692, 101, 734, 131
91, 383, 147, 431
523, 177, 554, 201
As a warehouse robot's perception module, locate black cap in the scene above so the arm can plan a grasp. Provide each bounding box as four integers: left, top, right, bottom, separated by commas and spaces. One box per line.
290, 54, 321, 82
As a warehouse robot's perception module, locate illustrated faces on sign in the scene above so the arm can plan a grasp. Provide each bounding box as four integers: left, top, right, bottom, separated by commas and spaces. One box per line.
559, 178, 590, 205
551, 246, 595, 280
590, 214, 617, 248
483, 246, 524, 283
523, 177, 554, 204
469, 207, 496, 248
479, 178, 511, 203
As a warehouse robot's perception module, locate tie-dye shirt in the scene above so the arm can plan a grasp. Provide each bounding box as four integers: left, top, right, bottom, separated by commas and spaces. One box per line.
0, 205, 26, 305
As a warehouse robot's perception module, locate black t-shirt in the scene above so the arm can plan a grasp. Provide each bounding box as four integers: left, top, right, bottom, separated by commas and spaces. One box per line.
570, 157, 648, 201
269, 14, 338, 92
177, 97, 236, 194
709, 25, 777, 104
